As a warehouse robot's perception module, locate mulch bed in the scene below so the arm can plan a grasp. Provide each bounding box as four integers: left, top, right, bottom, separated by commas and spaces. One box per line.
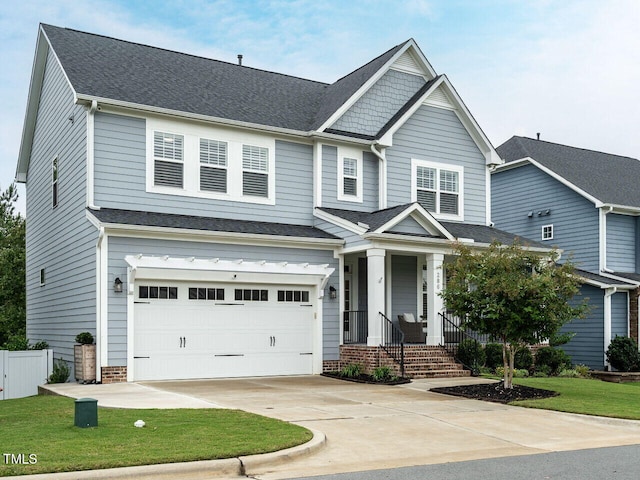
321, 372, 411, 385
430, 381, 558, 404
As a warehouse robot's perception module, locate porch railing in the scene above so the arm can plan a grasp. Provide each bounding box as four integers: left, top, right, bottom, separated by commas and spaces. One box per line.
440, 311, 492, 372
380, 312, 405, 377
343, 310, 368, 344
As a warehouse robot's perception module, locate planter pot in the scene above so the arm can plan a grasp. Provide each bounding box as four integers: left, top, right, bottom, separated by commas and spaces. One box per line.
74, 344, 96, 383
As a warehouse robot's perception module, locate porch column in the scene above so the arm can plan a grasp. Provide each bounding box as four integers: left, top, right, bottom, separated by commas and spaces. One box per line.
367, 248, 386, 346
426, 253, 444, 345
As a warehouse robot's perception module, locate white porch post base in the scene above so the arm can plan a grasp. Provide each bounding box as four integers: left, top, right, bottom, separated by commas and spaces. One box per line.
367, 248, 386, 346
426, 253, 444, 346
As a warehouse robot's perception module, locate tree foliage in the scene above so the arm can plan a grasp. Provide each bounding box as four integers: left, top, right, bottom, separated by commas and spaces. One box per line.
441, 241, 588, 388
0, 183, 26, 346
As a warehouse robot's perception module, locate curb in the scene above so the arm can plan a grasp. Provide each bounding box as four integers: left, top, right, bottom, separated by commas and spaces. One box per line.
3, 429, 326, 479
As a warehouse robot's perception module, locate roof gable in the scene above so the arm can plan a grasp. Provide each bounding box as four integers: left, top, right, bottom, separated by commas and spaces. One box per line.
496, 136, 640, 210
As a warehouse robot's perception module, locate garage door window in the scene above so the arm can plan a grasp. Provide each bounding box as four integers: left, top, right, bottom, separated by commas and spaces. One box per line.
189, 287, 225, 300
277, 290, 310, 302
235, 289, 268, 301
139, 286, 178, 299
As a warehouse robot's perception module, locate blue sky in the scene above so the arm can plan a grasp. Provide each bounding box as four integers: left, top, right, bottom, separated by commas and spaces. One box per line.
2, 0, 639, 215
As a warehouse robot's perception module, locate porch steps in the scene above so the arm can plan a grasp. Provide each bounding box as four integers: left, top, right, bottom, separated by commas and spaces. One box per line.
399, 345, 470, 379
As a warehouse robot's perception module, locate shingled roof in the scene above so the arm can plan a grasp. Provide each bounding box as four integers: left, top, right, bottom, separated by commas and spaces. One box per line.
497, 136, 640, 208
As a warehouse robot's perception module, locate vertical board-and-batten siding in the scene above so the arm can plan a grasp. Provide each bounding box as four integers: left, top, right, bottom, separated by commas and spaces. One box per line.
492, 164, 600, 272
561, 284, 604, 369
321, 145, 378, 212
93, 112, 314, 224
25, 50, 97, 368
391, 256, 417, 320
107, 237, 339, 365
606, 214, 636, 272
386, 105, 487, 224
330, 70, 426, 137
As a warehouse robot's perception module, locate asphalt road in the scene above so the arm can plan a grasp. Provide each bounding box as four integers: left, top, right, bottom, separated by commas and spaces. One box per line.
286, 444, 640, 480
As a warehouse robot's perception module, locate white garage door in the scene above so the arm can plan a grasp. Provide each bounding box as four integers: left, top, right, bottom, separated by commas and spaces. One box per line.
133, 282, 315, 381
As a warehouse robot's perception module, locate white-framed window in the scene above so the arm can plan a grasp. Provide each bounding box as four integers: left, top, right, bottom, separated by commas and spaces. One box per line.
146, 118, 275, 205
411, 159, 464, 220
51, 157, 58, 208
242, 144, 269, 198
542, 224, 554, 240
199, 138, 227, 193
337, 147, 363, 202
153, 131, 184, 188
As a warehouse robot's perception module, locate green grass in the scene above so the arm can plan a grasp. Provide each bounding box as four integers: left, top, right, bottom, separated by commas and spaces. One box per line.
511, 377, 640, 420
0, 395, 312, 476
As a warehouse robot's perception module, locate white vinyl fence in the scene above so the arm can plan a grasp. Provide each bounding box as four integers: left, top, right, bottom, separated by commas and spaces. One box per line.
0, 349, 53, 400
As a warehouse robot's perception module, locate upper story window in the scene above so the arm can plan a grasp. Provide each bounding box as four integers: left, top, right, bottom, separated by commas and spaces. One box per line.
337, 147, 363, 203
153, 132, 184, 188
199, 139, 227, 193
146, 118, 275, 205
542, 224, 553, 240
411, 158, 464, 220
52, 157, 58, 208
242, 145, 269, 198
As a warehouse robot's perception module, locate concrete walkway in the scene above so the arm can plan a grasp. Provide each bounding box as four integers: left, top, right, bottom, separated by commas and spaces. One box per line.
40, 376, 640, 479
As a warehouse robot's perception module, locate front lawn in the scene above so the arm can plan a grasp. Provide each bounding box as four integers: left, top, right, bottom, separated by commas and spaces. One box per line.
511, 377, 640, 420
0, 395, 312, 476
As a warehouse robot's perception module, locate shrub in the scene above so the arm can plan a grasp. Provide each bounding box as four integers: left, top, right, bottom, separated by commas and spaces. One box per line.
532, 370, 548, 377
30, 340, 49, 350
75, 332, 94, 345
574, 364, 591, 378
535, 346, 572, 375
484, 343, 503, 370
48, 358, 70, 384
340, 363, 362, 378
372, 366, 396, 382
456, 338, 486, 374
495, 366, 505, 378
2, 335, 29, 351
514, 347, 534, 370
513, 369, 529, 378
558, 368, 581, 378
606, 336, 640, 372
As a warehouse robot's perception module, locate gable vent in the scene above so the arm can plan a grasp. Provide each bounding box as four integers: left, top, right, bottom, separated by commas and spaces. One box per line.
424, 85, 453, 109
392, 50, 424, 75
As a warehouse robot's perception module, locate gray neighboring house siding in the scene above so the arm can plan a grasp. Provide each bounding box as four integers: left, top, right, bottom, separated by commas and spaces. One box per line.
93, 112, 315, 225
107, 236, 340, 365
25, 50, 97, 366
386, 105, 487, 224
388, 216, 429, 235
492, 164, 600, 272
321, 145, 379, 212
561, 285, 605, 369
330, 69, 426, 136
391, 255, 417, 321
606, 214, 636, 272
611, 291, 629, 339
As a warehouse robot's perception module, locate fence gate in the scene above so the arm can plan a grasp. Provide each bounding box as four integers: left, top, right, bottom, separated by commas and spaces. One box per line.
0, 350, 53, 400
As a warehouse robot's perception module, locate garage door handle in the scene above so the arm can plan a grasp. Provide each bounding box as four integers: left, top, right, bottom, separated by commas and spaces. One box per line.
183, 336, 186, 348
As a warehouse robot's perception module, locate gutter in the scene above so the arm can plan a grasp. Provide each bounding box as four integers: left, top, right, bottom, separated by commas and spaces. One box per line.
86, 100, 99, 209
370, 143, 387, 209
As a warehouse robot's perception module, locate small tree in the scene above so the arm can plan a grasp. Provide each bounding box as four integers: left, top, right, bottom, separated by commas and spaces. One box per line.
441, 241, 588, 388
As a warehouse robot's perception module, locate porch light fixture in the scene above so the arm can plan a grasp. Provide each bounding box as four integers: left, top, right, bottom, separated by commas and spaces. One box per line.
329, 285, 337, 299
114, 277, 123, 293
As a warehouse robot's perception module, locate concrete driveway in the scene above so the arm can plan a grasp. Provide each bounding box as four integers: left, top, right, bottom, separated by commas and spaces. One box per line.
139, 376, 640, 479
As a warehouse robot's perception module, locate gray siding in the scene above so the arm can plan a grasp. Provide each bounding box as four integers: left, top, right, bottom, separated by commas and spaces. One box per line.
391, 255, 417, 321
107, 236, 339, 365
388, 216, 427, 235
25, 51, 97, 370
492, 164, 600, 272
611, 291, 629, 339
561, 285, 604, 370
313, 219, 367, 249
387, 105, 487, 224
331, 70, 426, 137
93, 112, 314, 224
606, 214, 635, 272
321, 145, 378, 212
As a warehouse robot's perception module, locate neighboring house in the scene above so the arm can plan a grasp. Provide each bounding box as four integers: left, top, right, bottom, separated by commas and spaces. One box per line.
16, 24, 534, 383
492, 136, 640, 370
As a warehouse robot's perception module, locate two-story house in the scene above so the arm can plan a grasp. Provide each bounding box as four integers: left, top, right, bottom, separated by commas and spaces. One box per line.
17, 24, 537, 383
492, 136, 640, 370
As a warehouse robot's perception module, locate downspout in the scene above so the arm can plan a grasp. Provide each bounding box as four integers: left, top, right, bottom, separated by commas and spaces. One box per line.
95, 227, 105, 382
599, 206, 613, 272
86, 100, 99, 209
604, 286, 617, 370
370, 143, 387, 209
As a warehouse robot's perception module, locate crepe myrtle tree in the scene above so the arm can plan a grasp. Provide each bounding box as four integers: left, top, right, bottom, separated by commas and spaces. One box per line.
440, 241, 588, 389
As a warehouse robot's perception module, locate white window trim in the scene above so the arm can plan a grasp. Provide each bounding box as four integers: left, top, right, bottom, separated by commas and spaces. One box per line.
337, 146, 363, 203
542, 224, 554, 240
146, 118, 275, 205
410, 158, 464, 221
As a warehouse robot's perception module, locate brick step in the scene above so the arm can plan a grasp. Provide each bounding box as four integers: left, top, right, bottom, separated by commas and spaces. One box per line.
410, 370, 471, 379
405, 365, 465, 372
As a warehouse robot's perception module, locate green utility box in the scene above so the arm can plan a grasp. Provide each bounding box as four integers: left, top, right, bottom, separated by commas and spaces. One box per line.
74, 397, 98, 428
